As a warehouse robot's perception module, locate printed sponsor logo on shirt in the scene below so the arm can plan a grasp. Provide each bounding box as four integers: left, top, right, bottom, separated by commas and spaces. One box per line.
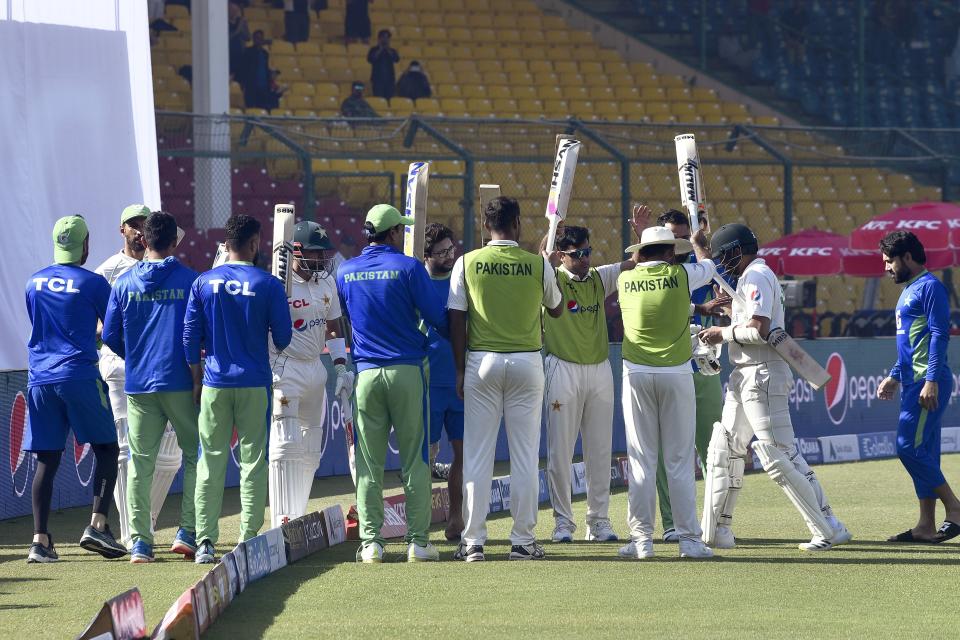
32, 277, 80, 293
209, 280, 256, 296
341, 270, 400, 282
293, 318, 325, 333
566, 300, 600, 314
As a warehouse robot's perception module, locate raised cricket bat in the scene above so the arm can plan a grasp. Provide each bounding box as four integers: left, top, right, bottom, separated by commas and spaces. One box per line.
710, 274, 831, 389
272, 204, 295, 297
403, 162, 429, 259
212, 243, 228, 268
675, 134, 705, 234
544, 136, 581, 254
339, 388, 357, 485
478, 184, 500, 245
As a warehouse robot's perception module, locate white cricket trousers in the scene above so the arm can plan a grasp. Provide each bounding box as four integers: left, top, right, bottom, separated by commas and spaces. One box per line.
622, 367, 701, 542
544, 355, 613, 529
461, 351, 544, 547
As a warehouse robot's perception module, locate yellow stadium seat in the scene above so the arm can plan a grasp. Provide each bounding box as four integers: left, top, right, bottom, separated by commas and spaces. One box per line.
588, 86, 616, 101
366, 97, 389, 112
413, 98, 440, 114
512, 85, 538, 100
666, 87, 693, 101
483, 72, 509, 86
543, 99, 570, 116
691, 87, 718, 102
313, 95, 340, 111
518, 99, 544, 114
487, 85, 511, 99
290, 82, 315, 96
640, 87, 666, 101
509, 71, 535, 86
493, 98, 519, 114
440, 98, 467, 113
569, 100, 594, 114
645, 101, 671, 116
467, 98, 493, 114
452, 60, 477, 73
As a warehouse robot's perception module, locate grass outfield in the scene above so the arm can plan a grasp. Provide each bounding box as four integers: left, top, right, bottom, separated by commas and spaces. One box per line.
2, 456, 959, 639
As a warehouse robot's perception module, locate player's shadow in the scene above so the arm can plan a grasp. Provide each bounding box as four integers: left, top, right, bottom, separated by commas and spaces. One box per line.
203, 547, 348, 640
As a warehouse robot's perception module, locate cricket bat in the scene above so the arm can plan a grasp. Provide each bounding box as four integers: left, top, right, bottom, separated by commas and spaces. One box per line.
272, 204, 295, 297
675, 134, 705, 234
403, 162, 429, 259
212, 242, 228, 268
544, 136, 581, 254
339, 388, 357, 485
478, 184, 500, 246
710, 272, 831, 389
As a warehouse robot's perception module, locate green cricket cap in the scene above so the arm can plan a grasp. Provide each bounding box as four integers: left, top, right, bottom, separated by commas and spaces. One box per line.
365, 204, 413, 233
121, 204, 150, 225
52, 215, 88, 264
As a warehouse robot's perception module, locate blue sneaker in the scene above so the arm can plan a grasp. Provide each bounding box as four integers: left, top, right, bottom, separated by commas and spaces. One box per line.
27, 535, 58, 563
170, 528, 197, 558
130, 540, 155, 564
195, 540, 215, 564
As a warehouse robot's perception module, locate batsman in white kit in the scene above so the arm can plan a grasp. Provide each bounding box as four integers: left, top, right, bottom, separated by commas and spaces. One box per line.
96, 204, 182, 545
269, 220, 353, 527
698, 223, 852, 551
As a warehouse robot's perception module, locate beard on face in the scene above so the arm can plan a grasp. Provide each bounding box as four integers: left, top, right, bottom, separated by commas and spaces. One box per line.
891, 264, 911, 283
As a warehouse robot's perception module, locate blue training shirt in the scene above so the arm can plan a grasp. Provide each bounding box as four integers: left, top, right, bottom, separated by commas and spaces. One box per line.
890, 270, 951, 386
688, 253, 713, 373
424, 273, 455, 387
183, 261, 292, 388
336, 244, 448, 372
25, 264, 111, 387
102, 257, 198, 394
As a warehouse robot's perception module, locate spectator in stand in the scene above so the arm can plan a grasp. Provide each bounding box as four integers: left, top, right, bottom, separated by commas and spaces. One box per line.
312, 0, 328, 19
345, 0, 372, 45
395, 61, 432, 102
239, 30, 274, 110
340, 81, 379, 117
284, 0, 310, 44
717, 21, 758, 72
368, 29, 400, 101
228, 2, 250, 77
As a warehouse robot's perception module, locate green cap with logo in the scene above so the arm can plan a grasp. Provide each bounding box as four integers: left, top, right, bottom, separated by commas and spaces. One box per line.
52, 215, 89, 264
121, 204, 150, 225
365, 204, 413, 233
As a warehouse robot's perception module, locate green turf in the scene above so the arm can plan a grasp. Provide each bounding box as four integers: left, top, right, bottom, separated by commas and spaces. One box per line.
2, 456, 959, 639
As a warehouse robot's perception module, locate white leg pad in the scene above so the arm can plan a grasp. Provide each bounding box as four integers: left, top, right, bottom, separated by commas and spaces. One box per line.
150, 426, 183, 531
790, 448, 834, 520
268, 396, 307, 529
113, 418, 131, 545
751, 440, 833, 539
701, 422, 744, 545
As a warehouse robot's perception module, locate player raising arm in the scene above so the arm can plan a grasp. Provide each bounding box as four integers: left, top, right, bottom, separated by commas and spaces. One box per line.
269, 221, 352, 528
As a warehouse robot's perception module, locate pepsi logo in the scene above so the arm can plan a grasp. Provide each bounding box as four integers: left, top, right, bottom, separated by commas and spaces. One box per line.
8, 392, 31, 498
567, 300, 580, 313
73, 433, 95, 487
824, 353, 848, 425
230, 427, 241, 468
293, 318, 308, 333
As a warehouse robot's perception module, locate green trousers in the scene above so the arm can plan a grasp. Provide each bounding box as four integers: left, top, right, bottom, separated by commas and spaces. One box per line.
126, 391, 200, 545
195, 386, 269, 545
657, 371, 723, 531
355, 365, 432, 547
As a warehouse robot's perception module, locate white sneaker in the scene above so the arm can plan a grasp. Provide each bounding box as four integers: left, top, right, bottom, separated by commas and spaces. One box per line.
662, 527, 679, 543
679, 537, 714, 559
713, 526, 736, 549
407, 541, 440, 562
829, 520, 853, 546
585, 519, 619, 542
617, 539, 654, 559
356, 542, 384, 563
799, 536, 833, 552
552, 522, 575, 543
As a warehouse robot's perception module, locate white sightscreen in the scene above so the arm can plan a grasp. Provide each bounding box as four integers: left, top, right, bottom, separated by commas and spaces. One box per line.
0, 3, 158, 370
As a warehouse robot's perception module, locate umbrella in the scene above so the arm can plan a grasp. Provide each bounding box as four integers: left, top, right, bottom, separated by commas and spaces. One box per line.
758, 228, 849, 276
841, 247, 956, 277
849, 201, 960, 252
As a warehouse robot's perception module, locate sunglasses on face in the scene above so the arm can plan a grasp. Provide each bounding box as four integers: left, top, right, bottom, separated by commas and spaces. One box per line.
561, 247, 592, 259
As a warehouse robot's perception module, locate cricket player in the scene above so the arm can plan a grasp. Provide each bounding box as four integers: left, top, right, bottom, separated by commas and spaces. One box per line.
875, 231, 960, 543
542, 209, 646, 544
269, 221, 352, 528
422, 222, 465, 541
653, 209, 730, 543
450, 196, 564, 562
699, 223, 851, 551
96, 204, 183, 545
616, 225, 716, 560
184, 214, 292, 564
25, 215, 126, 562
336, 205, 448, 563
101, 211, 200, 563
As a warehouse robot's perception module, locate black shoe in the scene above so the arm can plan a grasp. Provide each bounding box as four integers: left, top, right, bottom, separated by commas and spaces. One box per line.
27, 536, 58, 563
509, 542, 545, 560
453, 543, 484, 562
80, 525, 127, 559
432, 462, 451, 481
